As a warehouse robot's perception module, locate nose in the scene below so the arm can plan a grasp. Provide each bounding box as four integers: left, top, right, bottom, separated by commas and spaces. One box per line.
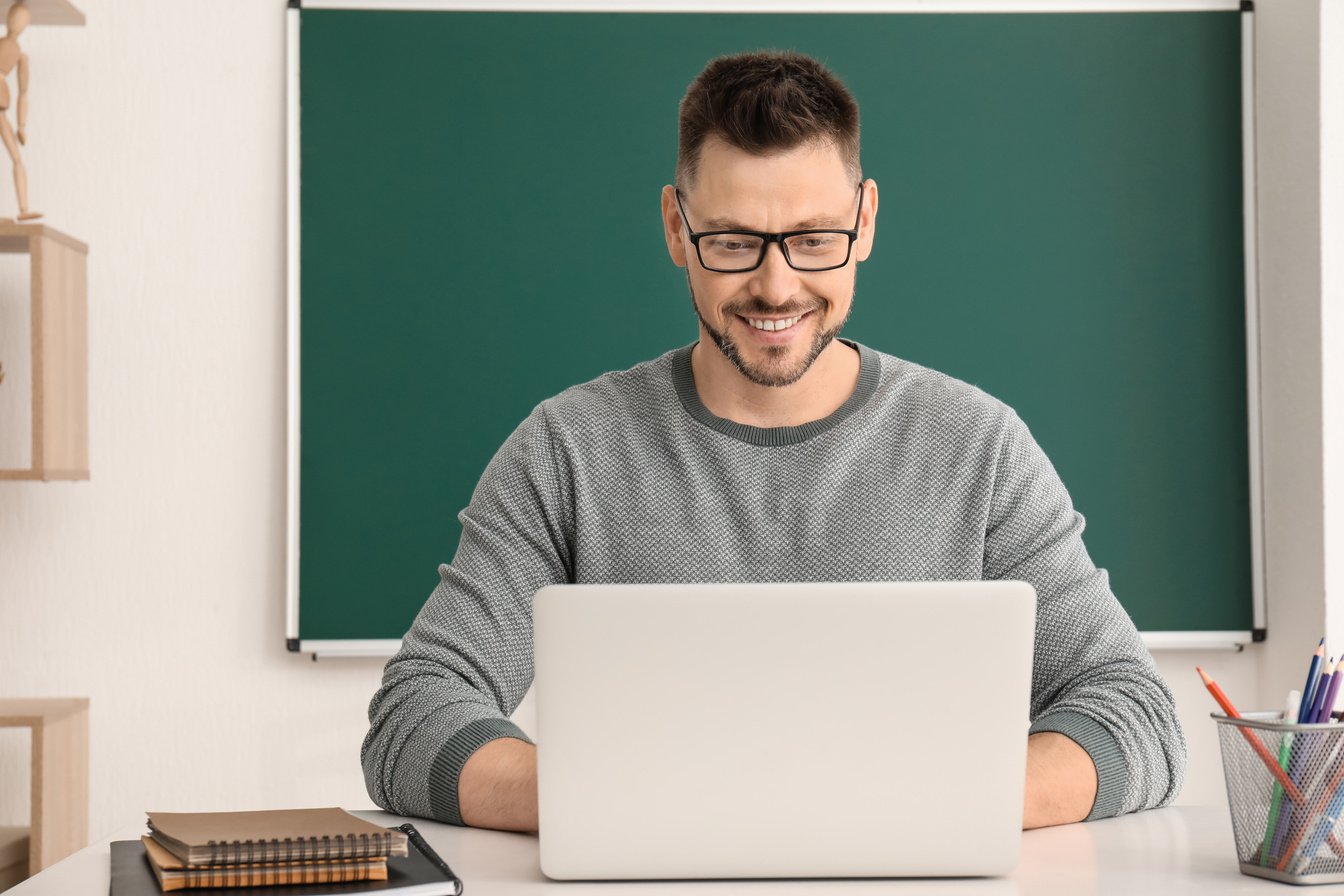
747, 240, 800, 304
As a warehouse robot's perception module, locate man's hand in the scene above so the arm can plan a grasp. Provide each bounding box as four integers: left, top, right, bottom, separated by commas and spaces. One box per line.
457, 731, 1095, 833
1022, 731, 1098, 829
16, 128, 24, 146
458, 737, 539, 832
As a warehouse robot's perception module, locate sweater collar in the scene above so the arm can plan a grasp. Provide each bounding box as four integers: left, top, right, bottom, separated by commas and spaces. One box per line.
670, 339, 881, 447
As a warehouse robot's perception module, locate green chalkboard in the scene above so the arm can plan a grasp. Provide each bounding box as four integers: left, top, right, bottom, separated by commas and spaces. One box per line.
295, 8, 1251, 644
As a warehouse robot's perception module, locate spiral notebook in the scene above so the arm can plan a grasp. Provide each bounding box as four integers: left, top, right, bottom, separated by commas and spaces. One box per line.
139, 835, 388, 891
146, 808, 408, 865
111, 824, 462, 896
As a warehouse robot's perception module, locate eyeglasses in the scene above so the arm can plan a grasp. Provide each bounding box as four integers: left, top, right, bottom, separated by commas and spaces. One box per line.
675, 186, 864, 273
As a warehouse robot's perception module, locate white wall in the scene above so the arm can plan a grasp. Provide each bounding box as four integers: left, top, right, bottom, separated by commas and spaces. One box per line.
1255, 0, 1327, 707
0, 0, 1336, 846
0, 0, 388, 840
1321, 0, 1344, 686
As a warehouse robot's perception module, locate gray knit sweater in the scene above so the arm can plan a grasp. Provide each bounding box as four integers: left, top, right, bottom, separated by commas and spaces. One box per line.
361, 340, 1186, 825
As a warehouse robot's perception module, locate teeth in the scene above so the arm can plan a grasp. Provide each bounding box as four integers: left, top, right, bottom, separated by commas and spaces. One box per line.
747, 315, 802, 332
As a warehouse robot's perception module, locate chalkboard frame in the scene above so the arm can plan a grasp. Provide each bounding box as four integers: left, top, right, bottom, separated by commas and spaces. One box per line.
284, 0, 1264, 658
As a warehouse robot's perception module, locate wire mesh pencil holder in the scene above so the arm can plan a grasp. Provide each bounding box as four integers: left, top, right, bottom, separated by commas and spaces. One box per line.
1215, 712, 1344, 884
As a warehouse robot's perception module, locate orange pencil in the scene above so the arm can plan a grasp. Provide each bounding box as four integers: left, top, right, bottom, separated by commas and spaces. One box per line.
1198, 666, 1305, 805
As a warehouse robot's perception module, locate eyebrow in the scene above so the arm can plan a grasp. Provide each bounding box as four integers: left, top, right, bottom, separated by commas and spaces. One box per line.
701, 214, 849, 231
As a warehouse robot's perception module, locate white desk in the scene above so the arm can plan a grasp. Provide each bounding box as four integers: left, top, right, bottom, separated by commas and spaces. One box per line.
6, 806, 1286, 895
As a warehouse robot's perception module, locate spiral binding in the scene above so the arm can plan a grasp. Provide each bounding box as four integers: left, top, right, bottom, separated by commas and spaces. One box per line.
205, 830, 390, 864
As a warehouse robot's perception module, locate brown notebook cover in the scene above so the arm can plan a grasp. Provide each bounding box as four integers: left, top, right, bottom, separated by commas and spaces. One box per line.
146, 808, 408, 866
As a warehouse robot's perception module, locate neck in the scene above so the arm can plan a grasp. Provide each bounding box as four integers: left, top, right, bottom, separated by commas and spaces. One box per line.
689, 333, 861, 429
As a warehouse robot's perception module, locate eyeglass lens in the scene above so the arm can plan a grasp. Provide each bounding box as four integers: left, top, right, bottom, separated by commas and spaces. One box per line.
699, 232, 851, 272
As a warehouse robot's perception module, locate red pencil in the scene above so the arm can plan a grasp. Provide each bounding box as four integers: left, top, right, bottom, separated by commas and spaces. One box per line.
1198, 666, 1305, 804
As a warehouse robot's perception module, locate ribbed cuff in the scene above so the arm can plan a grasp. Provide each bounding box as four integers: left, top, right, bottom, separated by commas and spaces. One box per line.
427, 718, 534, 826
1029, 711, 1128, 821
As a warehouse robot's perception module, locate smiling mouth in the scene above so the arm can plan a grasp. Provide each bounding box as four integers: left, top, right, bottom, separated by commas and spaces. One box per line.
739, 311, 811, 332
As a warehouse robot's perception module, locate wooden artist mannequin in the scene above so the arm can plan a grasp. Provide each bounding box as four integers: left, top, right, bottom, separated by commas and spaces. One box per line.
0, 1, 38, 221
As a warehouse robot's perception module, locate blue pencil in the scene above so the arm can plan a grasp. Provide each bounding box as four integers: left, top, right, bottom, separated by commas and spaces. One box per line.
1307, 662, 1336, 726
1272, 640, 1328, 861
1301, 640, 1326, 722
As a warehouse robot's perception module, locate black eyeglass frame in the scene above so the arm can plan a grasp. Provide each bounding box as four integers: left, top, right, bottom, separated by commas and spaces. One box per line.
674, 185, 865, 274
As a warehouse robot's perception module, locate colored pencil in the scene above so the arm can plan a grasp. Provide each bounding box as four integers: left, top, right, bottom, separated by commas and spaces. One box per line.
1274, 701, 1340, 861
1291, 782, 1344, 874
1306, 660, 1335, 725
1286, 730, 1344, 871
1260, 689, 1303, 866
1197, 667, 1304, 804
1272, 641, 1330, 858
1278, 746, 1344, 872
1300, 640, 1326, 722
1315, 663, 1344, 724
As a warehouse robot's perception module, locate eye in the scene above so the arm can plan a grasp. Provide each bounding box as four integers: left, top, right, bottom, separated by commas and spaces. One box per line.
706, 235, 761, 254
789, 234, 841, 254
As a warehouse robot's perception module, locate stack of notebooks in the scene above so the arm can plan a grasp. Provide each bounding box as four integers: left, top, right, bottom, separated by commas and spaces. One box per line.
109, 807, 462, 895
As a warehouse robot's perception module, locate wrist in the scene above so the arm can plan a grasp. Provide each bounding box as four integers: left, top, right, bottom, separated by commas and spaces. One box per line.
458, 737, 538, 832
1023, 731, 1098, 829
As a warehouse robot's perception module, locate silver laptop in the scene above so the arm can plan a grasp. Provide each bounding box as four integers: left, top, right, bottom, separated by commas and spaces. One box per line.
532, 581, 1037, 881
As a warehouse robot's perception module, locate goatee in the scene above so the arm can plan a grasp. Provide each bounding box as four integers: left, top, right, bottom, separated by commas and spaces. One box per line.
690, 281, 851, 388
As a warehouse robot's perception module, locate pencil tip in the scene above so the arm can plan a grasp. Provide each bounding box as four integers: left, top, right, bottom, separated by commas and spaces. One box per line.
1197, 666, 1211, 684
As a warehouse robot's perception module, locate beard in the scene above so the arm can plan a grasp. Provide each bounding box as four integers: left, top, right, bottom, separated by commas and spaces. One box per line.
690, 278, 851, 388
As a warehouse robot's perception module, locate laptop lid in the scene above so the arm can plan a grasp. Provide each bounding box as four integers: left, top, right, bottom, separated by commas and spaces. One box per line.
533, 581, 1037, 880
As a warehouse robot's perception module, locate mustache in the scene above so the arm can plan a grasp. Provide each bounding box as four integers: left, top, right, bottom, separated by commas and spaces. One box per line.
723, 299, 823, 318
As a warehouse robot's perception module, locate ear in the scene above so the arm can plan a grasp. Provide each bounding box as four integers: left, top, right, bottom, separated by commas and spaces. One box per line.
661, 185, 688, 268
854, 178, 879, 264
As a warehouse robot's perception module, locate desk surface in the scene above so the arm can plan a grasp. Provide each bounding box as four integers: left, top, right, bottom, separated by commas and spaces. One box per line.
8, 806, 1286, 895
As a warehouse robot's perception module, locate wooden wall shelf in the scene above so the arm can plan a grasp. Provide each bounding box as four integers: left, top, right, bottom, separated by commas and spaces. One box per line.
0, 223, 88, 481
0, 698, 89, 882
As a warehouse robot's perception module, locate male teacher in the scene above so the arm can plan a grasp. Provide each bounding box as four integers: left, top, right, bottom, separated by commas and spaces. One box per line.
362, 50, 1186, 833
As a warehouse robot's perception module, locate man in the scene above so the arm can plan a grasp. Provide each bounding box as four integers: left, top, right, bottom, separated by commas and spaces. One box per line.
362, 50, 1186, 834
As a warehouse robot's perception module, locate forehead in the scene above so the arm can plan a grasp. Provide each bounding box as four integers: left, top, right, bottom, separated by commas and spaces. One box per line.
686, 137, 855, 226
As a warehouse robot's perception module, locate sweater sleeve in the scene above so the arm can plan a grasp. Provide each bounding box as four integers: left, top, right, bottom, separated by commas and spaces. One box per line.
360, 402, 572, 825
983, 410, 1186, 819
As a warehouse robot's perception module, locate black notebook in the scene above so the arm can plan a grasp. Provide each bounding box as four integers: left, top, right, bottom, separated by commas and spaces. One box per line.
110, 824, 462, 896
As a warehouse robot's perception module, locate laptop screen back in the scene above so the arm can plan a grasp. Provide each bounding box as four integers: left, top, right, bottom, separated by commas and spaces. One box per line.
533, 581, 1036, 880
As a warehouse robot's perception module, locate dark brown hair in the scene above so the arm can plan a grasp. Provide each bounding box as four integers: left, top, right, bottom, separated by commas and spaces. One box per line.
676, 50, 861, 190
